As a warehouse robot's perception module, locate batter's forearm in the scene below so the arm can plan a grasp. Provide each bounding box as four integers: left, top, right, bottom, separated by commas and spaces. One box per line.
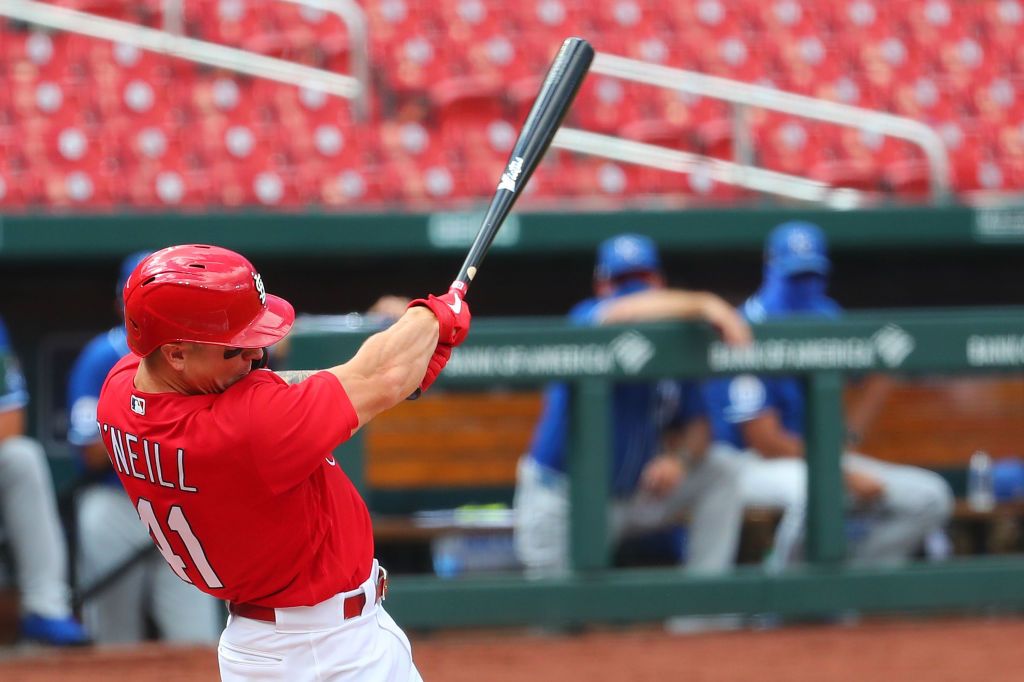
331, 308, 439, 424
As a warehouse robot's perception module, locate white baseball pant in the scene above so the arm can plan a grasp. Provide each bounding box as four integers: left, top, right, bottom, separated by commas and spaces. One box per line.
218, 561, 422, 682
513, 443, 745, 577
737, 449, 954, 571
0, 435, 74, 618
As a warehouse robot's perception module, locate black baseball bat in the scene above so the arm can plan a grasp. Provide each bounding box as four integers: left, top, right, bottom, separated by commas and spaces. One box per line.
449, 36, 594, 297
407, 37, 593, 400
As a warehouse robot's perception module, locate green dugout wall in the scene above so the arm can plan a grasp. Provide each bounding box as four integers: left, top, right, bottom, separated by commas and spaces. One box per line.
289, 308, 1024, 628
2, 204, 1024, 258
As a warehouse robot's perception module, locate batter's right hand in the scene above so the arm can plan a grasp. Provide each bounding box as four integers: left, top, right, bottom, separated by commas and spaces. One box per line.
407, 288, 472, 346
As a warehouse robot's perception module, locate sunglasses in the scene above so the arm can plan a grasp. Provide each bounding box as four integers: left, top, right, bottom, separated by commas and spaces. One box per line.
224, 346, 270, 370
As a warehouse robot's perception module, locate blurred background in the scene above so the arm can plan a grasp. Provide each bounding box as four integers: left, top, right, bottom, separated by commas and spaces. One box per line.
1, 0, 1024, 678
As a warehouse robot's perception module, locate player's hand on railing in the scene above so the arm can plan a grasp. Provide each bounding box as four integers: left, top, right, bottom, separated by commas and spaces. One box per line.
700, 295, 752, 346
368, 295, 411, 320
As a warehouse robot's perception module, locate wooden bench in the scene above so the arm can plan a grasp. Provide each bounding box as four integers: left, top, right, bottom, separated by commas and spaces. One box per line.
365, 377, 1024, 566
845, 376, 1024, 471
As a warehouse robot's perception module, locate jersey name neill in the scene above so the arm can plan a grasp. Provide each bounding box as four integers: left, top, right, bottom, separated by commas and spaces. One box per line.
100, 422, 197, 493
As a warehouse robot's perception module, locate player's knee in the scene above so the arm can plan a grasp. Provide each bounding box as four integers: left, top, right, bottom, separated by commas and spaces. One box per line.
703, 448, 744, 487
899, 473, 954, 525
925, 476, 955, 525
0, 435, 49, 483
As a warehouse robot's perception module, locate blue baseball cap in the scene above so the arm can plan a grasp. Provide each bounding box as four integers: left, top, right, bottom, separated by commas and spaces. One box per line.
766, 221, 831, 276
595, 233, 661, 281
994, 457, 1024, 502
118, 251, 153, 298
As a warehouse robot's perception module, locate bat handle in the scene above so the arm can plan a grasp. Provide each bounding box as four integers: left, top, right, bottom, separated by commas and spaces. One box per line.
406, 282, 469, 401
450, 279, 470, 299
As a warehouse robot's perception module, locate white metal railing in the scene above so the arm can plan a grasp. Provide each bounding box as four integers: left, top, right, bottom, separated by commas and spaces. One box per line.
554, 52, 952, 204
553, 128, 863, 209
1, 0, 369, 119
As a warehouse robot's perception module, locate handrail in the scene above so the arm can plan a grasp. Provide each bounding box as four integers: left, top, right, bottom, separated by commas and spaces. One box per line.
279, 0, 371, 120
554, 52, 952, 204
1, 0, 368, 119
553, 128, 863, 209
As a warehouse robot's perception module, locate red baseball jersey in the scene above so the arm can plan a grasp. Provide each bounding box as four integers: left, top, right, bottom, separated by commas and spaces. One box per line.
96, 355, 372, 608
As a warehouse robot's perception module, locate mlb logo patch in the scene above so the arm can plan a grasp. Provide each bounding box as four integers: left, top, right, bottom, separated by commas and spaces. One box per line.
130, 395, 146, 416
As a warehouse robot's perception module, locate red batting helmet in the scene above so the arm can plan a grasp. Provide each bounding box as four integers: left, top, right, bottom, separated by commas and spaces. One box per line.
123, 244, 295, 357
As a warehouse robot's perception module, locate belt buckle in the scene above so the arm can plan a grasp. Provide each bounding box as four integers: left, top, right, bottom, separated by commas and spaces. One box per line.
377, 566, 389, 603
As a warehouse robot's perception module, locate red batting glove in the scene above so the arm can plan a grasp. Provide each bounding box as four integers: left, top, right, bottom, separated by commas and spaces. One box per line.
407, 288, 472, 347
417, 343, 453, 393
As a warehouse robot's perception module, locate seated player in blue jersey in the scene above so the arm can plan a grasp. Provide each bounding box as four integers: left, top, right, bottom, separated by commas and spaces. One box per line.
0, 316, 88, 645
67, 252, 220, 644
513, 233, 751, 577
702, 221, 954, 570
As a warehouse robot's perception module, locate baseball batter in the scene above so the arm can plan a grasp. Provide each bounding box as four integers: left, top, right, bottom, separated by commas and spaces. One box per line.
68, 252, 220, 644
703, 222, 954, 570
515, 234, 750, 577
96, 245, 470, 681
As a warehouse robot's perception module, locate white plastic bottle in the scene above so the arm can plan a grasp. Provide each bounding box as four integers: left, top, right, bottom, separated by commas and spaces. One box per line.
967, 450, 995, 512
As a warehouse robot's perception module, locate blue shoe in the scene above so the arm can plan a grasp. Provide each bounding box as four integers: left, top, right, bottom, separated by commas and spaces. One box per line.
20, 614, 91, 646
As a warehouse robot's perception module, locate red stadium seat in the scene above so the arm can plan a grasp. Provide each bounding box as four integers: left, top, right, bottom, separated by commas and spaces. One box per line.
306, 161, 383, 207
881, 158, 933, 197
1, 0, 1020, 208
696, 116, 734, 160
128, 165, 211, 209
669, 0, 746, 37
809, 158, 881, 191
271, 3, 349, 58
0, 168, 30, 209
83, 39, 179, 85
382, 33, 456, 94
974, 75, 1023, 124
618, 118, 699, 152
430, 74, 507, 158
570, 77, 646, 134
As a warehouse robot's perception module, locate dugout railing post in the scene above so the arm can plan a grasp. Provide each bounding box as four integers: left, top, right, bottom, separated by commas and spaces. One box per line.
570, 379, 613, 571
804, 371, 847, 564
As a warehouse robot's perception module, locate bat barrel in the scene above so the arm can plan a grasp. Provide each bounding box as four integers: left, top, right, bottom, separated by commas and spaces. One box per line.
451, 37, 594, 296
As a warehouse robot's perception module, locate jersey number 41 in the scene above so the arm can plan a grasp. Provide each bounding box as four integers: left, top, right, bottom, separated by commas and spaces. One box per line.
137, 497, 224, 589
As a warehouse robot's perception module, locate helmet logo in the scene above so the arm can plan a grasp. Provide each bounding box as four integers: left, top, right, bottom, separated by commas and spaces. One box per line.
788, 229, 813, 253
252, 272, 267, 306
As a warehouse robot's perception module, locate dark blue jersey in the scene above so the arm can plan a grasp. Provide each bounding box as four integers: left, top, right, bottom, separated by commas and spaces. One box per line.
528, 294, 706, 497
0, 317, 28, 412
67, 326, 129, 481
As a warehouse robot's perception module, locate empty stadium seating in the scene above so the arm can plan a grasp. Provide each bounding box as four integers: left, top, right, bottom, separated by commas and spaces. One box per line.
1, 0, 1022, 210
